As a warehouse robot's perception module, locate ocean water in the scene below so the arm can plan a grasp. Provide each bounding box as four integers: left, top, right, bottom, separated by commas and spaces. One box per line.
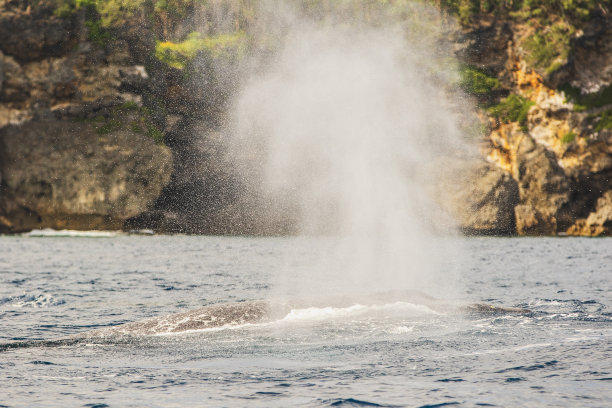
0, 234, 610, 407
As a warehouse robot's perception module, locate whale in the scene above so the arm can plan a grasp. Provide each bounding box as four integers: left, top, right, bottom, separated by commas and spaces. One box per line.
0, 291, 529, 351
73, 290, 530, 338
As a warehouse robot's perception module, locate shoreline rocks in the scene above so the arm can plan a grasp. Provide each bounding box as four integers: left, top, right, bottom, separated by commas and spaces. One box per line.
0, 0, 172, 233
0, 118, 171, 233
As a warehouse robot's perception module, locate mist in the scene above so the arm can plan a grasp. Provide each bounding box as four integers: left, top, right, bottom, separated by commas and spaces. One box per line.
224, 1, 473, 299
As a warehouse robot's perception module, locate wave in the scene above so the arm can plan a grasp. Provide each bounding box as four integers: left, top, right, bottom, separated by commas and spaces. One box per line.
23, 229, 119, 238
0, 293, 65, 308
279, 301, 440, 323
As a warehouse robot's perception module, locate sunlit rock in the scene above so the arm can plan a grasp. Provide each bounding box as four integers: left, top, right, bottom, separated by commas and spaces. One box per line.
567, 190, 612, 237
437, 160, 518, 235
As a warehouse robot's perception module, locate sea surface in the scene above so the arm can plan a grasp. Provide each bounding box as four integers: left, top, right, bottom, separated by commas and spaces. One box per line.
0, 233, 610, 407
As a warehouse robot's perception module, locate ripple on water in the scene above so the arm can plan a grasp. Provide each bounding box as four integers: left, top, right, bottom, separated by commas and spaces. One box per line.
0, 293, 66, 308
0, 236, 610, 407
328, 398, 393, 407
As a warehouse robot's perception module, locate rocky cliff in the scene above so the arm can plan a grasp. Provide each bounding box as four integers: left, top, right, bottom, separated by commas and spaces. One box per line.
449, 1, 612, 236
1, 0, 611, 236
0, 0, 172, 232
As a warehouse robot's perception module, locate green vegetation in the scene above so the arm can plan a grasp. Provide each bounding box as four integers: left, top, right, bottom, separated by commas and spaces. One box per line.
146, 123, 165, 144
523, 22, 573, 75
592, 110, 612, 132
155, 31, 245, 69
43, 0, 610, 136
85, 18, 114, 47
95, 0, 146, 26
96, 119, 122, 135
458, 65, 500, 95
51, 0, 146, 25
51, 0, 117, 46
433, 0, 490, 26
561, 131, 577, 143
560, 84, 612, 112
487, 93, 535, 129
505, 0, 607, 22
432, 1, 611, 26
50, 0, 256, 30
87, 102, 165, 145
130, 122, 144, 134
53, 0, 96, 18
115, 101, 141, 112
432, 1, 611, 74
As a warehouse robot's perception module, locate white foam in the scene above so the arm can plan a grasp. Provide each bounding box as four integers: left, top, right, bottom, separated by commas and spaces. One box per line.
151, 301, 439, 336
24, 229, 119, 238
280, 301, 440, 323
154, 322, 258, 336
280, 304, 367, 321
127, 229, 155, 235
388, 325, 415, 334
2, 293, 64, 308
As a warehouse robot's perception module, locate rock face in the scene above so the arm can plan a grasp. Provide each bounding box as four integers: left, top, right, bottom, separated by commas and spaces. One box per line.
457, 8, 612, 236
438, 160, 518, 235
0, 1, 77, 63
567, 190, 612, 236
0, 0, 172, 232
0, 119, 171, 232
490, 124, 571, 235
572, 24, 612, 94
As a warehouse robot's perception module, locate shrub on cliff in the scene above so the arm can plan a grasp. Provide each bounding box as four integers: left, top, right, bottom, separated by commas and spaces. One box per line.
522, 21, 574, 75
433, 0, 611, 26
458, 65, 500, 95
52, 0, 144, 23
591, 110, 612, 132
155, 31, 246, 69
487, 93, 534, 129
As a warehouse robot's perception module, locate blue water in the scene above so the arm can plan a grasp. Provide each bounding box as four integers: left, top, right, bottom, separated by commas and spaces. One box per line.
0, 235, 610, 407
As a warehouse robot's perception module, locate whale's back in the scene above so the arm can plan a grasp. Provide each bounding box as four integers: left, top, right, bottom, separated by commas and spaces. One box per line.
76, 300, 271, 338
